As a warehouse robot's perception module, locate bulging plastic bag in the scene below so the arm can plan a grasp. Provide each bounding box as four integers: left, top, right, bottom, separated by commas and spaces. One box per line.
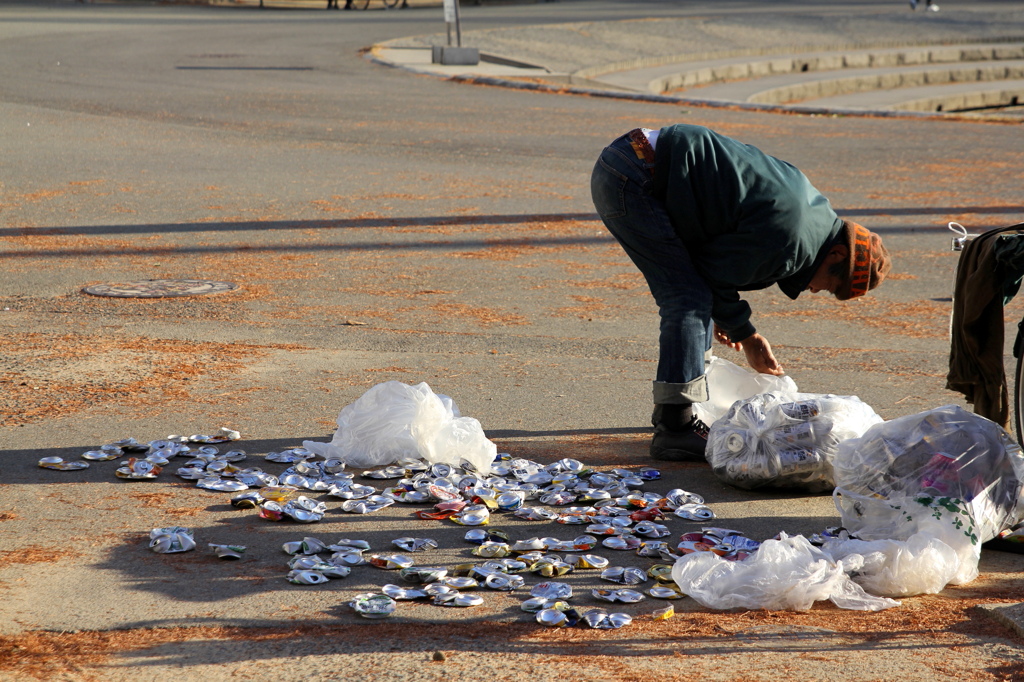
303, 381, 495, 475
694, 356, 799, 425
671, 532, 899, 612
822, 532, 963, 597
832, 404, 1024, 587
706, 392, 882, 492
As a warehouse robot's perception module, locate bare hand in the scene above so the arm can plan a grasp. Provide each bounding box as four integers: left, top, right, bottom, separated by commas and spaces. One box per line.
737, 332, 785, 376
713, 324, 742, 351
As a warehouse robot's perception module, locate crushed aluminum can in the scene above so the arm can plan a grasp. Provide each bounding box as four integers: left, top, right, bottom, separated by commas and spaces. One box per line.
648, 585, 684, 600
665, 488, 705, 506
362, 465, 407, 480
521, 597, 568, 613
638, 467, 661, 481
368, 554, 414, 570
329, 550, 366, 567
488, 558, 528, 573
382, 584, 430, 601
530, 558, 572, 578
472, 542, 511, 558
464, 529, 510, 545
511, 537, 547, 552
317, 564, 352, 579
81, 450, 119, 462
675, 503, 716, 521
495, 491, 526, 511
197, 477, 248, 492
427, 483, 462, 502
530, 581, 573, 600
636, 541, 671, 558
602, 535, 642, 551
258, 501, 286, 521
647, 564, 675, 583
600, 566, 647, 585
651, 604, 675, 620
399, 567, 448, 584
288, 555, 322, 570
392, 537, 438, 553
513, 507, 558, 521
208, 543, 246, 560
435, 499, 467, 513
423, 584, 457, 599
434, 592, 484, 607
586, 523, 623, 536
591, 588, 645, 604
629, 507, 667, 523
110, 438, 147, 452
282, 537, 327, 555
283, 496, 327, 523
483, 573, 524, 591
568, 554, 609, 570
548, 535, 597, 552
536, 607, 580, 628
265, 449, 315, 464
330, 539, 372, 552
38, 456, 89, 471
582, 608, 633, 630
256, 486, 301, 502
633, 521, 671, 538
438, 576, 479, 589
116, 458, 162, 479
176, 467, 207, 480
350, 593, 398, 619
235, 471, 278, 488
327, 483, 376, 500
149, 527, 196, 553
340, 496, 394, 514
453, 505, 490, 526
230, 490, 264, 509
539, 491, 577, 506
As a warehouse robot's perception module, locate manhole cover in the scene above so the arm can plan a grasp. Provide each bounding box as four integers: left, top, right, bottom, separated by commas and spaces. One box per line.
82, 279, 239, 298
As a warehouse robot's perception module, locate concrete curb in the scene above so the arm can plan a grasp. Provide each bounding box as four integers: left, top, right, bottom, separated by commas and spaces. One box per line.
370, 36, 1024, 123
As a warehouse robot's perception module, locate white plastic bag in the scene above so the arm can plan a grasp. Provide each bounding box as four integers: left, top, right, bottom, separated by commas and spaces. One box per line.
303, 381, 495, 474
706, 391, 882, 492
694, 356, 799, 425
822, 532, 963, 597
671, 533, 899, 612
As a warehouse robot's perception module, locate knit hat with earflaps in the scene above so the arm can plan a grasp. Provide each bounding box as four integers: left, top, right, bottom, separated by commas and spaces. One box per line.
835, 220, 891, 301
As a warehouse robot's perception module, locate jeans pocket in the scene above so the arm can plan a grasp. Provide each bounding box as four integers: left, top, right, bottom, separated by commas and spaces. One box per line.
591, 156, 628, 219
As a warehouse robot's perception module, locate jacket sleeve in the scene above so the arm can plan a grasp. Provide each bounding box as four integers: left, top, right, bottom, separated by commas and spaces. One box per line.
711, 288, 756, 342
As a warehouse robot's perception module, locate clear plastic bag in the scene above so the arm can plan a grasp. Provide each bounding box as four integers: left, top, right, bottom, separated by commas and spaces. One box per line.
832, 405, 1024, 587
671, 532, 899, 612
706, 392, 882, 492
833, 405, 1024, 544
303, 381, 495, 474
694, 356, 799, 425
822, 532, 963, 597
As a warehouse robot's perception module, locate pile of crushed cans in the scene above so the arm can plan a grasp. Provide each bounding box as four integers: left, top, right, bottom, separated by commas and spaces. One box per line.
43, 429, 767, 629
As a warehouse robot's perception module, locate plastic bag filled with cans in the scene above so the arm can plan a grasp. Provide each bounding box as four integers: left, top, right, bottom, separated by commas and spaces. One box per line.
832, 404, 1024, 586
302, 381, 496, 475
706, 392, 882, 492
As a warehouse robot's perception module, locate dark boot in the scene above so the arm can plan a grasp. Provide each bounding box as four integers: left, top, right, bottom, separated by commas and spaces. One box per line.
650, 404, 709, 462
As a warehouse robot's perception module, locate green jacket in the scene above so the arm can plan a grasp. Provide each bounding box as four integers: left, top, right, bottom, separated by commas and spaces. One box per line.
652, 124, 843, 342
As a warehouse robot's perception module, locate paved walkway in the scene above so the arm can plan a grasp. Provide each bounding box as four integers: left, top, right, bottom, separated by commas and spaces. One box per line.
373, 8, 1024, 119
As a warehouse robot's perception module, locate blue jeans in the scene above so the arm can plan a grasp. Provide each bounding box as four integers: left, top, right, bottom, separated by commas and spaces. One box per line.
591, 133, 712, 405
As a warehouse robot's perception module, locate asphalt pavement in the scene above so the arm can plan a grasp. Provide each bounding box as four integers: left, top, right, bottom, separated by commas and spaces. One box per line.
2, 0, 1024, 680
